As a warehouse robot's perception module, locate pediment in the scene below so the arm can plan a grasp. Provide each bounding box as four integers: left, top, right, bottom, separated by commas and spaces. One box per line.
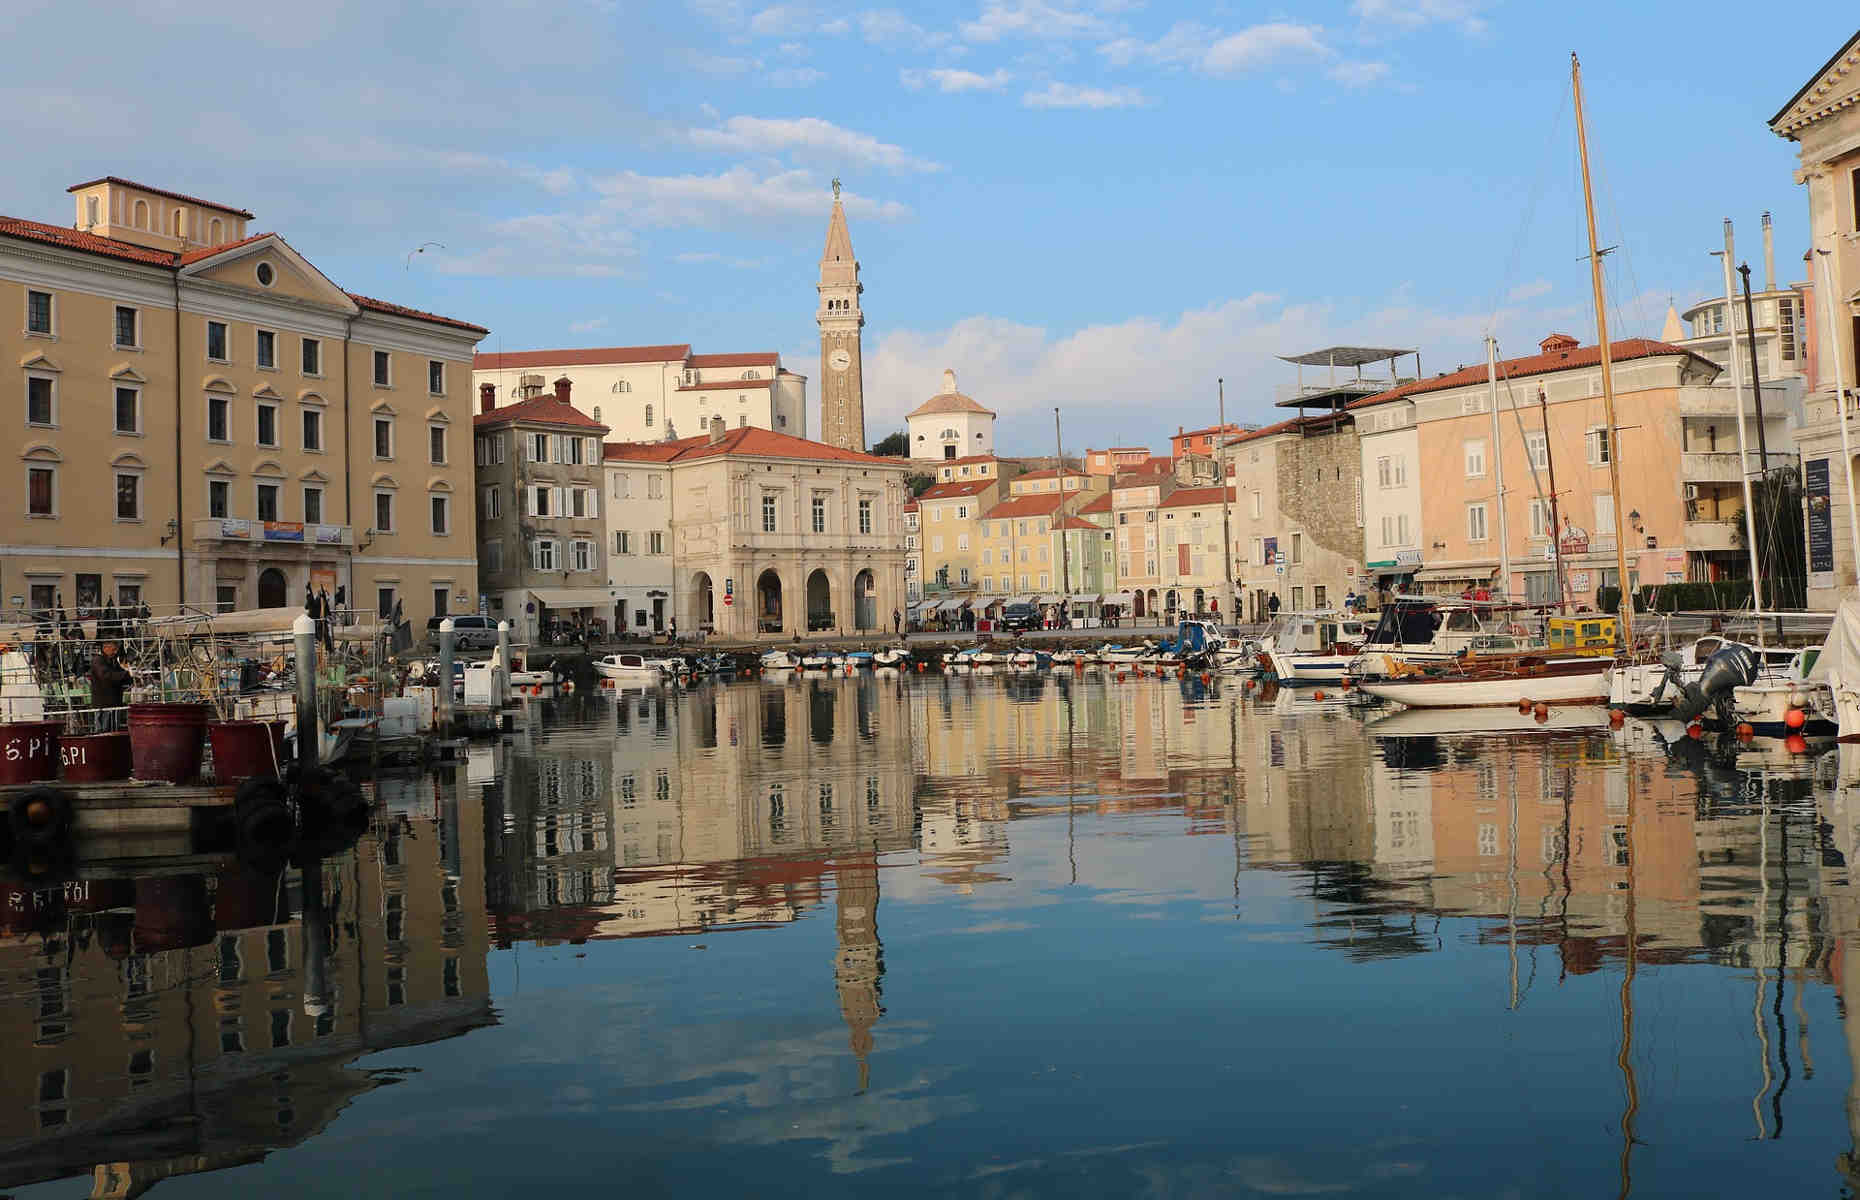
370, 399, 396, 415
180, 235, 360, 315
299, 468, 330, 483
425, 405, 451, 424
203, 457, 236, 476
252, 458, 286, 477
202, 375, 236, 394
21, 442, 61, 462
20, 351, 59, 373
371, 472, 399, 490
427, 476, 453, 492
110, 451, 147, 469
298, 389, 327, 406
252, 383, 283, 401
1771, 34, 1860, 135
110, 364, 146, 383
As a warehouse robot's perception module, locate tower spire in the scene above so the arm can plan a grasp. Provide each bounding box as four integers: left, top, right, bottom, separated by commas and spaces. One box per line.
817, 180, 866, 450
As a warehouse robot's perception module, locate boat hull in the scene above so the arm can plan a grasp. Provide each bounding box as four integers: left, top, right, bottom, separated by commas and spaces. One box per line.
1360, 664, 1610, 708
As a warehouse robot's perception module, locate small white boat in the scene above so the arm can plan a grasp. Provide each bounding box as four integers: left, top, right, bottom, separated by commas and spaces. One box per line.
760, 649, 799, 670
1359, 658, 1611, 708
800, 652, 835, 671
1347, 598, 1536, 682
873, 646, 910, 668
1264, 613, 1366, 685
842, 651, 876, 669
1050, 648, 1090, 667
594, 653, 666, 684
1100, 643, 1149, 664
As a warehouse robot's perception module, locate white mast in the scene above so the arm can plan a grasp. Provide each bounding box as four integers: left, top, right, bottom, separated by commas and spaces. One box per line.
1717, 220, 1765, 631
1486, 335, 1513, 603
1815, 248, 1860, 592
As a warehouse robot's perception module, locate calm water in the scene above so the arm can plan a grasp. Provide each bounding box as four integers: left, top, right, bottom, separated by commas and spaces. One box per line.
7, 673, 1860, 1197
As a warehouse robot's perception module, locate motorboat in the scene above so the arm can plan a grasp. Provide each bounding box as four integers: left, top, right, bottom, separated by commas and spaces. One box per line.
1264, 612, 1368, 685
1358, 656, 1611, 708
1050, 648, 1092, 668
799, 651, 835, 671
841, 650, 876, 669
759, 649, 799, 671
873, 646, 910, 668
1008, 650, 1052, 670
1728, 648, 1834, 736
594, 653, 667, 684
1100, 643, 1150, 664
1346, 598, 1537, 682
1811, 597, 1860, 740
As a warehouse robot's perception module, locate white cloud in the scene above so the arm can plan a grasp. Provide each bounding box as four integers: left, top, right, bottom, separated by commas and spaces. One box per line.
1507, 278, 1553, 302
1201, 23, 1331, 75
1352, 0, 1490, 36
436, 211, 639, 279
569, 316, 609, 333
768, 66, 826, 87
900, 67, 1012, 93
592, 165, 911, 229
1098, 21, 1213, 68
1326, 59, 1391, 88
689, 115, 943, 172
748, 3, 816, 35
671, 250, 770, 268
961, 0, 1116, 43
1021, 81, 1146, 109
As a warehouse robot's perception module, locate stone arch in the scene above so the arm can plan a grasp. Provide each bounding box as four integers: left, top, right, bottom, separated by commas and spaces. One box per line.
806, 568, 833, 633
1132, 590, 1145, 619
1146, 588, 1159, 621
691, 571, 714, 630
757, 569, 784, 634
853, 568, 878, 631
257, 566, 288, 609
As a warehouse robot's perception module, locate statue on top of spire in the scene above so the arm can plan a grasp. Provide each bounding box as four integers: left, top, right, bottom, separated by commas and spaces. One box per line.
832, 177, 841, 199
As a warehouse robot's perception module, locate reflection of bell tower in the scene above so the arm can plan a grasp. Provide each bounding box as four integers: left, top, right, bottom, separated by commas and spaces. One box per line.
833, 851, 884, 1092
817, 179, 866, 452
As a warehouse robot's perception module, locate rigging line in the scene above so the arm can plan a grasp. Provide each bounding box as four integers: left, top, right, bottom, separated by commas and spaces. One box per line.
1485, 80, 1573, 329
1589, 129, 1652, 339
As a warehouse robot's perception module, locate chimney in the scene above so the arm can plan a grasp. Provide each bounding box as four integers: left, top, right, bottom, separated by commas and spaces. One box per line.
1762, 212, 1776, 292
708, 416, 727, 444
553, 376, 572, 403
479, 382, 496, 414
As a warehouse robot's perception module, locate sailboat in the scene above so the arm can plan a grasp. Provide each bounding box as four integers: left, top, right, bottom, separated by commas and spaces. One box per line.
1362, 53, 1624, 710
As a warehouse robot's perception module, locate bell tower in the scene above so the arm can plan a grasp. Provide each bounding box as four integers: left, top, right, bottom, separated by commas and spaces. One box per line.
817, 179, 866, 451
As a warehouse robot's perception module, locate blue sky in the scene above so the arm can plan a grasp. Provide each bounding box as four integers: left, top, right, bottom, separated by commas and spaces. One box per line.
4, 2, 1853, 451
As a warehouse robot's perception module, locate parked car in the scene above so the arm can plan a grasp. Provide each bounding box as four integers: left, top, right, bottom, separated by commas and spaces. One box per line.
1000, 603, 1040, 632
426, 614, 498, 650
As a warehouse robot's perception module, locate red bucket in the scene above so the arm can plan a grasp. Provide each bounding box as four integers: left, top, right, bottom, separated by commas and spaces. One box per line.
207, 720, 288, 782
0, 721, 61, 786
132, 875, 214, 953
60, 731, 132, 782
128, 703, 209, 783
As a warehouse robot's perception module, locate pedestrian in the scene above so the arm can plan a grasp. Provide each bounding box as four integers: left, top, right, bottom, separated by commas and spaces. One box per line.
1267, 593, 1281, 618
89, 640, 131, 731
1343, 589, 1357, 615
669, 616, 678, 644
892, 608, 901, 636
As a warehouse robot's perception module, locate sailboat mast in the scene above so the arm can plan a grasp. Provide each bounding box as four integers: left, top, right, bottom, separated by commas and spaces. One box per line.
1572, 52, 1635, 649
1539, 387, 1569, 613
1719, 221, 1766, 629
1486, 336, 1514, 604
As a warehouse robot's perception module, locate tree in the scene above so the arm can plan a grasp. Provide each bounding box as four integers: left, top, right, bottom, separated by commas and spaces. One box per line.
905, 472, 934, 497
870, 430, 909, 457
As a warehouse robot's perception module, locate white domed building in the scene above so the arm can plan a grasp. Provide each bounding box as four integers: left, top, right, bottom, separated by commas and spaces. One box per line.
907, 369, 996, 462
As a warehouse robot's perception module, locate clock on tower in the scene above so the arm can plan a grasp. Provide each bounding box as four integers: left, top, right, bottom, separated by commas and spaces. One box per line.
817, 182, 865, 451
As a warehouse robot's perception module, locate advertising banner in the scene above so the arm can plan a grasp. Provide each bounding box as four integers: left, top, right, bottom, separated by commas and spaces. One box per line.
263, 521, 304, 542
1807, 457, 1834, 589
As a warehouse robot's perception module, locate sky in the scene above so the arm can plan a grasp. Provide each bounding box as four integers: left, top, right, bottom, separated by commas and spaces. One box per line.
3, 1, 1854, 452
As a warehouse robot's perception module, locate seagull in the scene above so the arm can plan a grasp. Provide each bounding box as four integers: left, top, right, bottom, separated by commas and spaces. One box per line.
405, 241, 445, 269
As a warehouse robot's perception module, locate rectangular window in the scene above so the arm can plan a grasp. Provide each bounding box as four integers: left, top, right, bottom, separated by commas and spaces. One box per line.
533, 538, 557, 571
572, 539, 592, 571
373, 350, 391, 387
114, 306, 138, 348
27, 376, 54, 426
302, 408, 322, 451
1461, 394, 1486, 415
256, 329, 276, 369
858, 498, 873, 535
647, 475, 663, 500
26, 289, 52, 334
526, 485, 550, 517
303, 486, 323, 524
1290, 532, 1303, 563
1529, 498, 1551, 538
208, 479, 230, 518
208, 395, 230, 442
485, 540, 503, 571
114, 386, 139, 434
430, 494, 449, 535
1467, 502, 1488, 542
375, 491, 394, 532
301, 338, 321, 375
27, 466, 54, 516
529, 433, 549, 462
206, 320, 228, 361
429, 425, 446, 464
256, 402, 278, 447
115, 472, 140, 519
377, 586, 396, 620
570, 487, 587, 518
811, 496, 826, 533
256, 483, 279, 522
1464, 439, 1486, 477
1587, 425, 1611, 465
217, 584, 238, 613
615, 530, 632, 555
1595, 492, 1616, 540
762, 494, 777, 532
1525, 431, 1548, 470
482, 486, 502, 519
1251, 492, 1263, 518
374, 418, 393, 459
428, 360, 445, 394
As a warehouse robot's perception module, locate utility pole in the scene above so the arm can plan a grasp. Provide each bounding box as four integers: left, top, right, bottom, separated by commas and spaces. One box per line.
1218, 378, 1234, 622
1054, 407, 1071, 615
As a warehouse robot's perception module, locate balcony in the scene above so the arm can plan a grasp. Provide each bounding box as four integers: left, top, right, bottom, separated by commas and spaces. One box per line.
1677, 383, 1792, 418
193, 518, 354, 548
1684, 520, 1740, 553
1681, 450, 1794, 483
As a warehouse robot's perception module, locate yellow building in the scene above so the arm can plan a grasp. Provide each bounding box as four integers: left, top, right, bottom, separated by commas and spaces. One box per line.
2, 176, 487, 623
916, 475, 999, 610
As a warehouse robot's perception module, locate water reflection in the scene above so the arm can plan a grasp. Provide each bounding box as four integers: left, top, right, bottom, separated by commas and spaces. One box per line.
9, 675, 1860, 1194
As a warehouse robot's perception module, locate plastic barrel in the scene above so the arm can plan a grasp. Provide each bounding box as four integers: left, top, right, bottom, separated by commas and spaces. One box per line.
59, 732, 132, 782
206, 720, 288, 782
0, 721, 61, 786
127, 703, 209, 784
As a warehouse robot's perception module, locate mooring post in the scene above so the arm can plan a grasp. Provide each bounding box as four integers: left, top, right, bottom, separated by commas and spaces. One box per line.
293, 613, 318, 770
437, 618, 456, 734
496, 620, 512, 706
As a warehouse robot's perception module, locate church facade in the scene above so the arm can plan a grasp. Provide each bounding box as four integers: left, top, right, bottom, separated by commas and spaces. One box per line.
817, 181, 867, 452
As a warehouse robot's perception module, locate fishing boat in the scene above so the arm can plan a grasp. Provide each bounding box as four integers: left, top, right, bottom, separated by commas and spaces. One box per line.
1050, 648, 1092, 668
1100, 643, 1149, 664
799, 651, 835, 671
1359, 656, 1612, 708
1264, 612, 1367, 685
1008, 650, 1052, 670
593, 653, 666, 684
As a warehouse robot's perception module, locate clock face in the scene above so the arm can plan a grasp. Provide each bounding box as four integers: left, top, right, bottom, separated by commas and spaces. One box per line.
829, 348, 852, 372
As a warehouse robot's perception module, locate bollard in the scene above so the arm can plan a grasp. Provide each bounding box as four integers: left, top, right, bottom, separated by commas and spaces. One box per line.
496, 620, 512, 706
437, 618, 456, 735
293, 613, 318, 770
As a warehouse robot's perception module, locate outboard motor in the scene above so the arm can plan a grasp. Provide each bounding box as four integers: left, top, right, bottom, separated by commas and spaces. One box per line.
1673, 644, 1759, 724
1646, 649, 1685, 707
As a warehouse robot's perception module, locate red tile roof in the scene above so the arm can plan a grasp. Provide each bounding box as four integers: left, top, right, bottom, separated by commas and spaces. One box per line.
939, 454, 999, 467
1013, 467, 1087, 481
903, 499, 920, 512
474, 344, 691, 370
0, 214, 177, 265
982, 493, 1066, 519
177, 229, 277, 266
1161, 485, 1236, 508
1077, 492, 1114, 514
676, 378, 773, 391
688, 352, 778, 367
604, 440, 683, 463
1113, 471, 1170, 489
1349, 338, 1712, 409
668, 426, 904, 465
1056, 516, 1104, 531
67, 176, 254, 218
348, 293, 488, 334
919, 478, 997, 500
473, 395, 609, 431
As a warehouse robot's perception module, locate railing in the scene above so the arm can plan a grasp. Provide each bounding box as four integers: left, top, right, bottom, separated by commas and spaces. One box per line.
1272, 379, 1395, 405
1680, 450, 1795, 483
192, 518, 354, 546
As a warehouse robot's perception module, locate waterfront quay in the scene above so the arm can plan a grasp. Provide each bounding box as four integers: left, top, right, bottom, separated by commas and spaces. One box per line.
6, 672, 1860, 1196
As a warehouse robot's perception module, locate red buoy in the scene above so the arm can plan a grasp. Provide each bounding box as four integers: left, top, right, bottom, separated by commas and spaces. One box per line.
1785, 733, 1810, 754
1735, 723, 1755, 740
1687, 722, 1704, 740
1784, 707, 1807, 730
1608, 709, 1626, 727
1313, 689, 1327, 700
1517, 698, 1533, 714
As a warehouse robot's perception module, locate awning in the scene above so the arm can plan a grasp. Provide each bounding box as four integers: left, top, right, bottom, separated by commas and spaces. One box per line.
1412, 566, 1492, 584
528, 587, 615, 608
935, 597, 967, 613
1068, 593, 1101, 605
1110, 591, 1135, 606
1037, 594, 1063, 605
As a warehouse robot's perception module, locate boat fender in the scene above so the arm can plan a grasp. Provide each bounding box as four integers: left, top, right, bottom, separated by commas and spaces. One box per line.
8, 787, 72, 847
234, 777, 294, 850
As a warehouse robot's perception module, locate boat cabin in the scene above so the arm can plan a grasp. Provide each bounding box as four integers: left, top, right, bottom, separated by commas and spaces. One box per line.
1546, 615, 1617, 654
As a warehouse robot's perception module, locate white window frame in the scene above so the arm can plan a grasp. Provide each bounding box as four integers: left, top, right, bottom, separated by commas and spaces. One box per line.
255, 480, 282, 523
114, 305, 140, 350
482, 485, 502, 519
26, 372, 57, 428
373, 489, 395, 533
1525, 431, 1549, 470
533, 537, 558, 571
1464, 439, 1486, 478
858, 497, 873, 535
207, 394, 232, 444
301, 337, 322, 377
112, 383, 142, 436
428, 423, 447, 465
1467, 502, 1489, 542
761, 494, 777, 533
1529, 497, 1551, 538
303, 485, 324, 524
428, 360, 445, 396
256, 328, 277, 371
374, 417, 395, 460
25, 288, 53, 337
571, 538, 593, 572
1587, 425, 1611, 466
206, 319, 230, 363
255, 400, 280, 449
302, 406, 323, 452
430, 492, 451, 536
811, 495, 826, 534
207, 477, 232, 519
114, 468, 143, 522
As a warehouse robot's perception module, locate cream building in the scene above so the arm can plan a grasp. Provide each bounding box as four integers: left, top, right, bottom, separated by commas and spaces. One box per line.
1223, 416, 1364, 621
607, 422, 909, 638
602, 440, 675, 636
1771, 31, 1860, 606
907, 369, 996, 462
472, 379, 611, 641
915, 475, 999, 613
976, 492, 1063, 597
1157, 485, 1236, 619
1111, 471, 1172, 620
472, 346, 807, 444
2, 176, 485, 623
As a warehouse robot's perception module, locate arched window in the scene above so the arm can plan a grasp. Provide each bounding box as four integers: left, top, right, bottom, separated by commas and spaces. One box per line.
133, 200, 149, 229
741, 369, 757, 380
612, 380, 632, 393
593, 406, 601, 421
208, 218, 223, 244
644, 404, 654, 428
171, 207, 185, 238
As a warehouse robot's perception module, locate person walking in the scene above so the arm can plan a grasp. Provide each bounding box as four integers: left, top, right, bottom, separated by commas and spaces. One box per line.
1267, 593, 1281, 618
892, 608, 901, 637
89, 640, 131, 731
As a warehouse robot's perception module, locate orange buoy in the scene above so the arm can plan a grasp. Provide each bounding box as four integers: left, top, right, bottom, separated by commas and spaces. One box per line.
1533, 703, 1548, 719
1608, 708, 1626, 727
1735, 722, 1755, 740
1687, 722, 1704, 740
1785, 733, 1810, 754
1243, 679, 1254, 691
1200, 672, 1211, 685
1313, 690, 1327, 701
1785, 707, 1807, 730
1517, 698, 1533, 714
